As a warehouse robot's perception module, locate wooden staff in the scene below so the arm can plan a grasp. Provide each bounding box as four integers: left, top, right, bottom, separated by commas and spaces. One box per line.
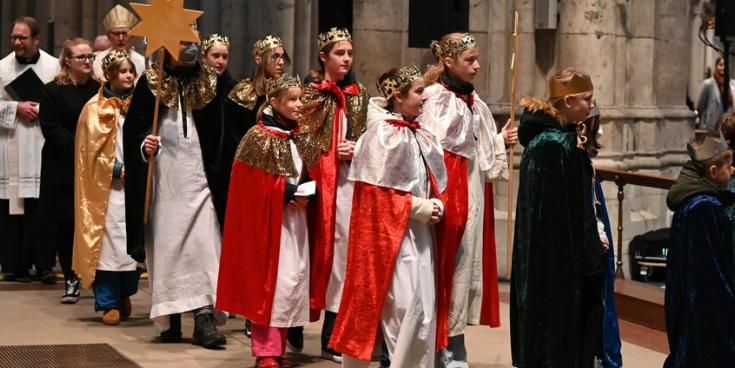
506, 11, 520, 279
143, 48, 166, 224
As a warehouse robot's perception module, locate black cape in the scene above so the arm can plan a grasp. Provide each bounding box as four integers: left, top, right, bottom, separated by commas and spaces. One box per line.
123, 65, 247, 262
663, 162, 735, 367
510, 99, 604, 368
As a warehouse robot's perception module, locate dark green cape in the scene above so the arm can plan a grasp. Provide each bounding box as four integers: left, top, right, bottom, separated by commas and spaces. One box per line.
510, 99, 604, 367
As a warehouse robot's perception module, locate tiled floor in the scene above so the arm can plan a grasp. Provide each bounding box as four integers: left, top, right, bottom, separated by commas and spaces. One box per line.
0, 282, 667, 367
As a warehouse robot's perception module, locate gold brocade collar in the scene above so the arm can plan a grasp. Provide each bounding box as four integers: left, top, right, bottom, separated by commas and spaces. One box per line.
235, 123, 299, 177
97, 87, 132, 120
144, 63, 217, 111
228, 78, 259, 110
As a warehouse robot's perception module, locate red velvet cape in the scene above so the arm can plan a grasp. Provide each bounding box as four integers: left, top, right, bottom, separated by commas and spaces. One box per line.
216, 160, 285, 326
328, 181, 413, 360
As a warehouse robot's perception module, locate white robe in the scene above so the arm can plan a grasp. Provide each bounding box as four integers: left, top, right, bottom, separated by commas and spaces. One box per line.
325, 110, 355, 313
145, 97, 222, 331
268, 125, 310, 328
0, 50, 58, 214
419, 83, 507, 337
97, 114, 137, 272
93, 48, 146, 82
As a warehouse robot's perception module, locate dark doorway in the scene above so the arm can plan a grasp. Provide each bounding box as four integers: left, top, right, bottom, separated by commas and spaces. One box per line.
408, 0, 469, 48
318, 0, 353, 33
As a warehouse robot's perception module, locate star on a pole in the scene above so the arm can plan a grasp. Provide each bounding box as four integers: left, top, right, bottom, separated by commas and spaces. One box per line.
128, 0, 202, 61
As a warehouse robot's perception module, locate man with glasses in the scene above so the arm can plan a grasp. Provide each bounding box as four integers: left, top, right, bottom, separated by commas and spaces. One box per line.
0, 16, 59, 283
92, 5, 145, 81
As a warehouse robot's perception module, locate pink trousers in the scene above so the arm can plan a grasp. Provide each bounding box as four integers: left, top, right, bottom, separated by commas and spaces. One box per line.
251, 323, 287, 357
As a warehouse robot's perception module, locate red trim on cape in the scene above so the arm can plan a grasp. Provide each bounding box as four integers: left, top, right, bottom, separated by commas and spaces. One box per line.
328, 181, 412, 361
433, 151, 469, 350
480, 182, 501, 327
216, 160, 285, 326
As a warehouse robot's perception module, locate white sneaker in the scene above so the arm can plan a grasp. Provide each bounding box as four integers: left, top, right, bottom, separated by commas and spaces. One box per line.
60, 278, 80, 304
321, 349, 343, 363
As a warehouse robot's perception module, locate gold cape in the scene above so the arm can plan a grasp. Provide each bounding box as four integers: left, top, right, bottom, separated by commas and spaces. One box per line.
228, 78, 259, 110
144, 62, 217, 111
296, 82, 369, 169
72, 89, 131, 289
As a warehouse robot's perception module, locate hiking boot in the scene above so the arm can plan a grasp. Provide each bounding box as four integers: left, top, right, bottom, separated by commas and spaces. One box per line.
103, 309, 120, 325
192, 311, 226, 349
159, 313, 182, 343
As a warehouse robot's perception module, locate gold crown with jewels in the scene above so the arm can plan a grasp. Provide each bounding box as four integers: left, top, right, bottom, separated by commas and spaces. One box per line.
318, 27, 352, 50
378, 65, 422, 99
253, 35, 284, 57
201, 34, 230, 52
265, 74, 301, 97
431, 33, 476, 60
101, 49, 130, 72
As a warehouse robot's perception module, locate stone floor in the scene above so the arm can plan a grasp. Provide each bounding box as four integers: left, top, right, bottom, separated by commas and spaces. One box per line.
0, 282, 667, 367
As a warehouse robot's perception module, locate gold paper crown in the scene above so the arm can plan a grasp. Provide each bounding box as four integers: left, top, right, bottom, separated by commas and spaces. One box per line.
102, 5, 138, 32
548, 74, 594, 98
377, 65, 422, 99
252, 35, 283, 57
265, 74, 301, 97
101, 50, 130, 73
687, 129, 730, 162
201, 34, 230, 52
431, 33, 476, 60
317, 27, 352, 50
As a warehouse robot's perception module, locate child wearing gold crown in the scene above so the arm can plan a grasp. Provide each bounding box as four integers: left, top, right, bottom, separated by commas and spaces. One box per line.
297, 27, 369, 363
664, 129, 735, 367
418, 32, 514, 367
329, 65, 446, 367
72, 50, 139, 326
216, 74, 313, 368
510, 68, 605, 367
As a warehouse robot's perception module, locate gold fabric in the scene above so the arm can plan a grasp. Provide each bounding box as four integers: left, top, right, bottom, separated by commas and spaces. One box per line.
235, 125, 298, 177
72, 89, 132, 289
296, 83, 369, 169
103, 5, 138, 31
144, 63, 217, 111
228, 78, 259, 110
548, 74, 593, 99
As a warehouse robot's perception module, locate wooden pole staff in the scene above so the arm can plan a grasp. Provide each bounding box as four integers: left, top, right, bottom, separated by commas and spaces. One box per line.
506, 11, 520, 279
143, 48, 166, 224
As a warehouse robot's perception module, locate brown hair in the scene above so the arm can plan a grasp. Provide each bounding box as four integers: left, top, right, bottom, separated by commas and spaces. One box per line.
700, 150, 733, 176
254, 47, 291, 96
423, 32, 465, 85
255, 86, 301, 123
377, 67, 415, 112
716, 112, 735, 148
104, 58, 138, 86
13, 16, 40, 37
54, 38, 94, 85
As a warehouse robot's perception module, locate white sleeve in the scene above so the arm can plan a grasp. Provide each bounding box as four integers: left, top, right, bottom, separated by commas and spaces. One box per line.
486, 131, 509, 182
140, 140, 162, 162
0, 100, 18, 130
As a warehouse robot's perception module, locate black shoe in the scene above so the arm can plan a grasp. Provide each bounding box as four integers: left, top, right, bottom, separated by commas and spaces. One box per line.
38, 269, 56, 285
193, 312, 226, 349
287, 326, 304, 352
160, 314, 182, 343
244, 319, 252, 338
60, 278, 80, 304
321, 348, 343, 363
14, 272, 33, 283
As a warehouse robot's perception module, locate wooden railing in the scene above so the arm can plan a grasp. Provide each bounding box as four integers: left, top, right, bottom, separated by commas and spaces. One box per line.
595, 167, 675, 279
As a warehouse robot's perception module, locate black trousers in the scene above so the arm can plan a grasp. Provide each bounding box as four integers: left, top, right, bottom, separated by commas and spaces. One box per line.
579, 272, 604, 367
42, 218, 75, 280
0, 199, 51, 274
321, 310, 338, 351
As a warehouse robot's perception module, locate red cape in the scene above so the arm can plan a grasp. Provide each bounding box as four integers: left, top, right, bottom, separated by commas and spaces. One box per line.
480, 183, 501, 327
216, 160, 285, 326
433, 151, 469, 350
328, 181, 413, 360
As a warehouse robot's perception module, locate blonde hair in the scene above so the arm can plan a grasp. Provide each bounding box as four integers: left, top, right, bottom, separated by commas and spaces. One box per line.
423, 33, 465, 85
255, 86, 300, 123
253, 47, 291, 96
54, 37, 94, 85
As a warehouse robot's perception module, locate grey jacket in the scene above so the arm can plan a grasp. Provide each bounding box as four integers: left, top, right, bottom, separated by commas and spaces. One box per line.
697, 77, 735, 129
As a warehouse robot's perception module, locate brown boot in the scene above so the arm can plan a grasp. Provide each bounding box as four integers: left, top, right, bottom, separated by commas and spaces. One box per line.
103, 309, 120, 325
120, 297, 132, 319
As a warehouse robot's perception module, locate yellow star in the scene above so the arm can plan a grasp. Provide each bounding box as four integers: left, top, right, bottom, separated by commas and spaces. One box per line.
128, 0, 202, 61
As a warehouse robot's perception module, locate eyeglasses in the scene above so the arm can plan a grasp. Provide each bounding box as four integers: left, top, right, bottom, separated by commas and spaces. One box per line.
70, 54, 95, 62
109, 31, 129, 38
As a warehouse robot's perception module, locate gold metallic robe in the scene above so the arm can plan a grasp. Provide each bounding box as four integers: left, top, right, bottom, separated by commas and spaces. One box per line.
72, 90, 131, 289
